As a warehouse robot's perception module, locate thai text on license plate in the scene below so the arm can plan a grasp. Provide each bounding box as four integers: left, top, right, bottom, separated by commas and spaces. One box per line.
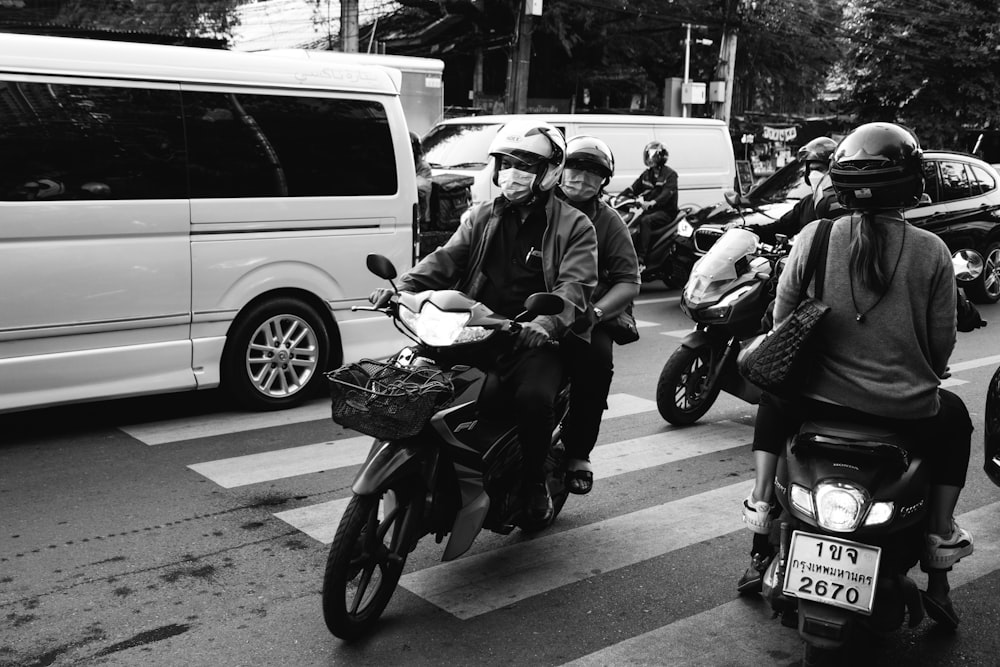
783, 531, 882, 615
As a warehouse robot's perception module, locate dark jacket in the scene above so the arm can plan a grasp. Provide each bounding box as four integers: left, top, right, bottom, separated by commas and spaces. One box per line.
753, 180, 843, 244
399, 193, 598, 339
622, 164, 679, 219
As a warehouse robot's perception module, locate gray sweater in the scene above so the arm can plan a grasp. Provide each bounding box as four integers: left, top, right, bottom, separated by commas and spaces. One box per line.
774, 214, 956, 419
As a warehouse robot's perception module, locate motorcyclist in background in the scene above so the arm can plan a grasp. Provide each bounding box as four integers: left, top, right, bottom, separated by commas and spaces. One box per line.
370, 120, 598, 523
617, 141, 679, 270
729, 137, 843, 244
556, 136, 641, 494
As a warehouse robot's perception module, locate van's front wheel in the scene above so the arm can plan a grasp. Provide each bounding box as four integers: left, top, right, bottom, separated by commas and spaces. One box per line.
223, 297, 329, 411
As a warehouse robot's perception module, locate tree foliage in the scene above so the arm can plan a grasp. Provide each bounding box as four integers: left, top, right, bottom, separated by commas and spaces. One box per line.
45, 0, 240, 38
840, 0, 1000, 148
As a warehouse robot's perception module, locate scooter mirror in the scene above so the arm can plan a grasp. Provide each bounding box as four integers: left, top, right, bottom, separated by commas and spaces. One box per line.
523, 293, 564, 317
366, 254, 398, 280
724, 190, 741, 208
952, 249, 984, 283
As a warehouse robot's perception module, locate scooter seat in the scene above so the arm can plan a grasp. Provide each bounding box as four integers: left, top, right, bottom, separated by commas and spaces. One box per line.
793, 420, 912, 474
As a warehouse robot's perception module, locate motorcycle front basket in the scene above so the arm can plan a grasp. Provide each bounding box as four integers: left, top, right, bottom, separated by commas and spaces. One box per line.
327, 359, 453, 440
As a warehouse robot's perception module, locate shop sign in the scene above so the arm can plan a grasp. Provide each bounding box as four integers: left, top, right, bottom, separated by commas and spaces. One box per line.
763, 126, 798, 142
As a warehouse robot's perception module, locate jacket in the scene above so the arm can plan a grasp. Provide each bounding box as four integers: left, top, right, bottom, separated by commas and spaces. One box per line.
399, 193, 598, 339
622, 164, 679, 218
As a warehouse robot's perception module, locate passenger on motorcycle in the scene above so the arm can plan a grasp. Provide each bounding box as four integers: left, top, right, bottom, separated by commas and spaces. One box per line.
617, 141, 679, 270
737, 122, 974, 629
556, 136, 641, 495
731, 137, 844, 244
369, 119, 598, 523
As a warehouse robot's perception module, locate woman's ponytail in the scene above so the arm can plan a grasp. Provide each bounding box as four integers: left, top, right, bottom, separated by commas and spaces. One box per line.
849, 212, 888, 291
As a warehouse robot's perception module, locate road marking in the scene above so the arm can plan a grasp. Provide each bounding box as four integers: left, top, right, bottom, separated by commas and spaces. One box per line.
661, 329, 693, 338
635, 319, 659, 329
274, 420, 754, 544
399, 479, 754, 619
940, 378, 968, 388
604, 393, 656, 419
561, 499, 1000, 666
634, 296, 680, 306
123, 401, 330, 445
187, 436, 373, 489
948, 354, 1000, 374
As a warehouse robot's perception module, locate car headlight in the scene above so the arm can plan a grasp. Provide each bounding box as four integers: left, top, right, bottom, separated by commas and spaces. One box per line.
814, 481, 869, 532
399, 302, 476, 346
677, 218, 694, 237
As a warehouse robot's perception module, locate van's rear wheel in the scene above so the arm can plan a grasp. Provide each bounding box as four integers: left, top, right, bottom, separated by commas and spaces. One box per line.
223, 297, 329, 411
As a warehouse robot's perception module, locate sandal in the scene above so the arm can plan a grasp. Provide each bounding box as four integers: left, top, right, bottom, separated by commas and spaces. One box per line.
566, 469, 593, 495
921, 591, 960, 631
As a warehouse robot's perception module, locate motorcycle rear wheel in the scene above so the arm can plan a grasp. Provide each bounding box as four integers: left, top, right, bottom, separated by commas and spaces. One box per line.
322, 486, 415, 640
656, 344, 722, 425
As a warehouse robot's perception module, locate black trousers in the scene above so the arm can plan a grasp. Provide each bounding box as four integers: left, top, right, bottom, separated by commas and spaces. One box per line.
636, 209, 675, 259
561, 326, 616, 462
496, 345, 565, 484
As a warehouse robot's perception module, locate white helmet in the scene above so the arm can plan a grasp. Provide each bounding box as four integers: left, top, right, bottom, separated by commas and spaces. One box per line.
489, 119, 566, 194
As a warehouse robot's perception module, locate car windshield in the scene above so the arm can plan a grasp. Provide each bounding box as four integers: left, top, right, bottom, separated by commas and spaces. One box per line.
746, 161, 811, 203
422, 123, 500, 169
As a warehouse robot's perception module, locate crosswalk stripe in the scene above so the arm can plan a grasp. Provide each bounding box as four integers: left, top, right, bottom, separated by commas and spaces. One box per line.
948, 354, 1000, 373
398, 479, 754, 620
603, 393, 656, 419
660, 329, 692, 338
634, 296, 680, 306
635, 319, 659, 329
187, 436, 372, 489
123, 401, 331, 445
561, 499, 1000, 666
274, 420, 753, 544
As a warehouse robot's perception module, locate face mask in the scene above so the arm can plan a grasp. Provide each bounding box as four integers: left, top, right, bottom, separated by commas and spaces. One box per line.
561, 168, 603, 202
498, 167, 536, 203
811, 170, 830, 199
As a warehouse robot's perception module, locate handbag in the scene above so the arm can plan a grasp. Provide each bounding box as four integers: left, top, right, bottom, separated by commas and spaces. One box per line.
738, 218, 834, 396
604, 303, 640, 345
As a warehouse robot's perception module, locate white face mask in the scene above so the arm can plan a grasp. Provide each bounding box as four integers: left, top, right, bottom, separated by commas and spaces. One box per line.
561, 168, 603, 202
812, 170, 831, 199
498, 167, 536, 203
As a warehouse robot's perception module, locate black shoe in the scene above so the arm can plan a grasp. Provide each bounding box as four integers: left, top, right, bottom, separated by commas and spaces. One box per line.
737, 552, 773, 596
525, 482, 554, 523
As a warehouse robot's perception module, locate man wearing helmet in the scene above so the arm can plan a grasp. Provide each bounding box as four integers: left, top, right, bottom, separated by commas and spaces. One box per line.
740, 137, 844, 243
370, 120, 598, 523
556, 136, 641, 495
617, 141, 679, 269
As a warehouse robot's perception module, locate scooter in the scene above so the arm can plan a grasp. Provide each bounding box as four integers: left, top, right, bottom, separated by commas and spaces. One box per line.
655, 227, 789, 425
758, 249, 986, 665
321, 254, 571, 640
610, 193, 696, 288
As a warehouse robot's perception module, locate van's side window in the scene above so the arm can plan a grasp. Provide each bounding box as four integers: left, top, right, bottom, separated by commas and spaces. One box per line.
183, 92, 397, 198
0, 80, 186, 201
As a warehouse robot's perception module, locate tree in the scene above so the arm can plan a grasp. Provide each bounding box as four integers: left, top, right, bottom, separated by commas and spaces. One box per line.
840, 0, 1000, 148
36, 0, 241, 39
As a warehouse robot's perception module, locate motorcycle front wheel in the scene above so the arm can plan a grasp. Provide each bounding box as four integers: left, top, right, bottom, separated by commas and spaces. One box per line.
656, 343, 722, 425
322, 485, 417, 640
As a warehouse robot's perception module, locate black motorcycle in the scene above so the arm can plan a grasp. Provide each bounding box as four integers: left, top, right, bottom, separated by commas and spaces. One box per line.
656, 227, 789, 425
610, 193, 696, 288
758, 249, 986, 665
321, 254, 571, 640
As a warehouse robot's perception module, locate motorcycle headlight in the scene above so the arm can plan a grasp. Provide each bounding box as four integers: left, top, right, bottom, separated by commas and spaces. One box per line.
815, 481, 869, 532
864, 501, 894, 527
677, 218, 694, 237
399, 302, 477, 346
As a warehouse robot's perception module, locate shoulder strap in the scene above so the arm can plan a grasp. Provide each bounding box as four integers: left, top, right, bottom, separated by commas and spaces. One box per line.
797, 218, 834, 303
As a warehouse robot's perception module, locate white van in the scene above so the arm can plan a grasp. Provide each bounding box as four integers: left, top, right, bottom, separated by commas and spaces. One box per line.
0, 34, 416, 413
422, 114, 737, 207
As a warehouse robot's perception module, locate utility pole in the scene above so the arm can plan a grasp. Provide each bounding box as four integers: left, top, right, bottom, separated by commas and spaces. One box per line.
340, 0, 359, 53
713, 0, 739, 126
506, 0, 537, 113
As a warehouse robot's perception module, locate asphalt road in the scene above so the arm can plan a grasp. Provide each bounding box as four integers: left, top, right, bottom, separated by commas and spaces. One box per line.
3, 284, 1000, 667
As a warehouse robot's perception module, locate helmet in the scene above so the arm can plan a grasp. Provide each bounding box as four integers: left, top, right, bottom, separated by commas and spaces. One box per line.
489, 119, 566, 193
643, 141, 668, 168
565, 135, 615, 184
830, 122, 924, 210
797, 137, 837, 167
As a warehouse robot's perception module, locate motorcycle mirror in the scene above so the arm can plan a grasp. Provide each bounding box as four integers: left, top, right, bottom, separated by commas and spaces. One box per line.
724, 190, 741, 208
366, 254, 398, 280
952, 249, 984, 283
523, 293, 564, 317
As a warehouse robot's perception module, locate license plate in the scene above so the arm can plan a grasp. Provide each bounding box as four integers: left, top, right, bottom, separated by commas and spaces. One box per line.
783, 531, 882, 615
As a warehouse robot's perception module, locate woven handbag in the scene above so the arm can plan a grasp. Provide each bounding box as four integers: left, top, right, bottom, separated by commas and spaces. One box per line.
738, 218, 834, 396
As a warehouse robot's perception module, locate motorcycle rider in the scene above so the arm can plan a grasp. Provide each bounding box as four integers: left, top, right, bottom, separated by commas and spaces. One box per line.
735, 137, 843, 244
556, 136, 641, 494
737, 122, 974, 629
370, 119, 598, 523
617, 141, 679, 270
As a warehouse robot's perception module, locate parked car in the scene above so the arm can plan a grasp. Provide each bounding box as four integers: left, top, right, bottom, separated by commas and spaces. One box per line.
676, 151, 1000, 303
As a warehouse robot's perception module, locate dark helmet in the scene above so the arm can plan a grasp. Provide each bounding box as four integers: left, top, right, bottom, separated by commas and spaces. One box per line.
643, 141, 668, 168
565, 135, 615, 184
830, 122, 924, 210
987, 366, 1000, 487
797, 137, 837, 167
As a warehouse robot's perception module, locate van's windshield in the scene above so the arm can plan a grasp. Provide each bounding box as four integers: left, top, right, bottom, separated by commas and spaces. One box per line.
422, 123, 499, 169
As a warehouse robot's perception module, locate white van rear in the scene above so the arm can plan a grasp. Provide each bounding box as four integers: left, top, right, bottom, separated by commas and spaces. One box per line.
422, 114, 737, 208
0, 34, 415, 413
